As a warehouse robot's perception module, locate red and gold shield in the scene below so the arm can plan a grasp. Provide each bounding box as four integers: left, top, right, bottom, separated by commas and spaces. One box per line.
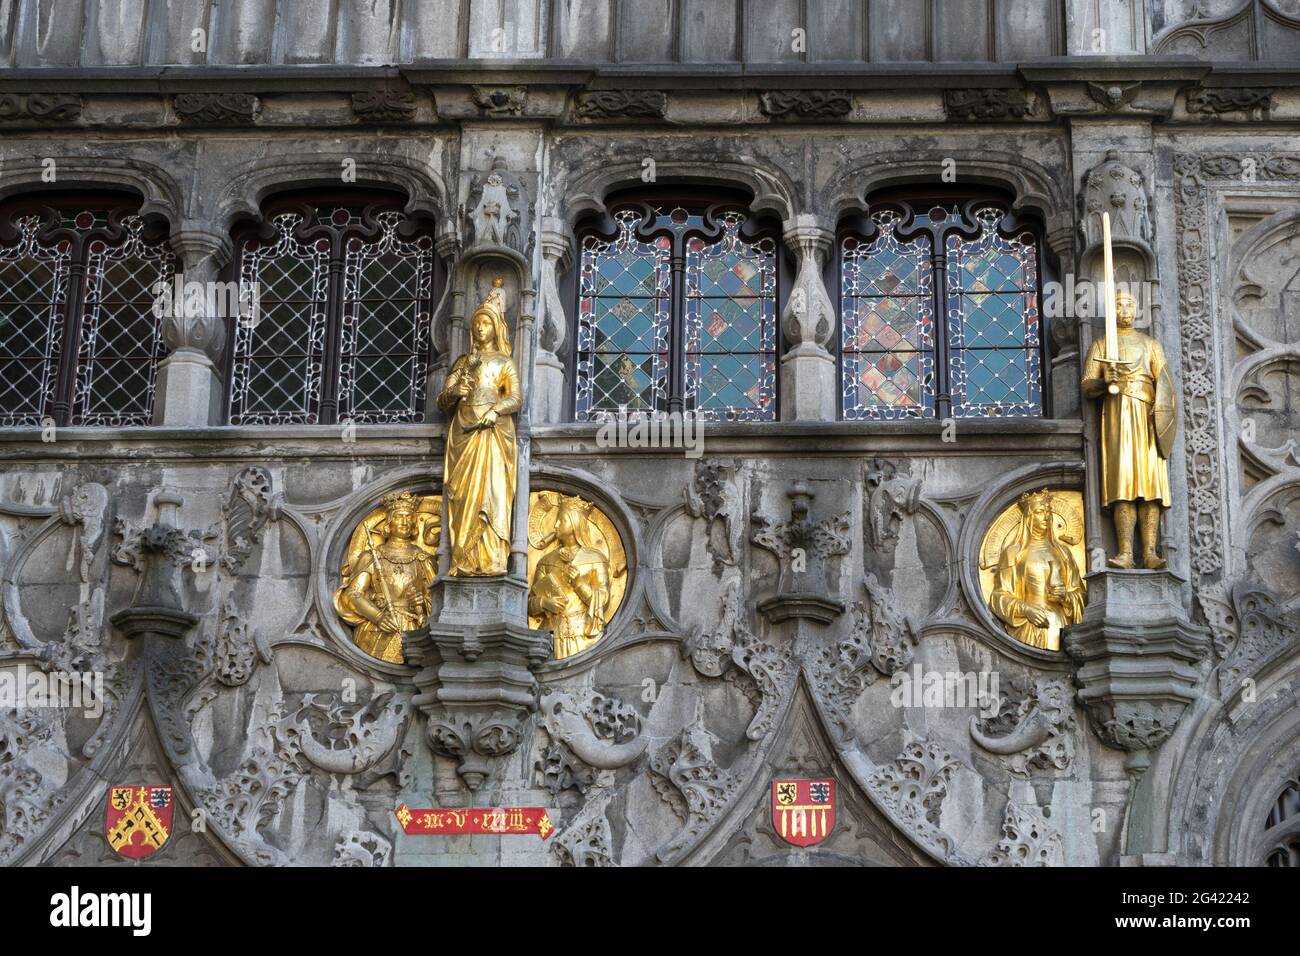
772, 779, 835, 847
106, 785, 173, 859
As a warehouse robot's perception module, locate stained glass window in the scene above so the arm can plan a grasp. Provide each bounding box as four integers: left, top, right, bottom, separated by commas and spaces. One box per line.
228, 196, 437, 426
575, 201, 778, 422
0, 198, 174, 427
685, 214, 777, 421
945, 207, 1041, 417
841, 211, 935, 419
839, 198, 1045, 420
575, 210, 671, 419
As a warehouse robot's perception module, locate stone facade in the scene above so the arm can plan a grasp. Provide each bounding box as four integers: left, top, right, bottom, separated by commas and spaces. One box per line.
1, 0, 1298, 868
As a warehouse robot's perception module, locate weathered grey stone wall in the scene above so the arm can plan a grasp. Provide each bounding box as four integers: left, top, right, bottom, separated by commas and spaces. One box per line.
0, 0, 1298, 867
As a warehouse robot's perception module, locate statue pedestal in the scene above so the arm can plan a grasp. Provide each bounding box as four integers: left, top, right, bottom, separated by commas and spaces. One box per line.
1063, 570, 1209, 771
405, 576, 552, 790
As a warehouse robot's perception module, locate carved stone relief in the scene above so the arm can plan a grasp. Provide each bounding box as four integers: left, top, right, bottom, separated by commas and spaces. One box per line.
981, 801, 1062, 866
970, 677, 1076, 775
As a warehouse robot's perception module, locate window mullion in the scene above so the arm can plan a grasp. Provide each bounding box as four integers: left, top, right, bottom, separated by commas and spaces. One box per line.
669, 242, 686, 414
318, 232, 346, 425
932, 230, 952, 420
52, 241, 90, 427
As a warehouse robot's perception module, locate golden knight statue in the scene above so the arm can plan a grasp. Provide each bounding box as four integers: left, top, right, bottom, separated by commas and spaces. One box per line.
1081, 289, 1177, 569
528, 494, 613, 660
985, 490, 1087, 652
333, 491, 438, 663
438, 278, 522, 576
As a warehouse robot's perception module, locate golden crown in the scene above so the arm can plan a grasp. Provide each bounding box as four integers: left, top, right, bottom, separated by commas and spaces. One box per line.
381, 491, 419, 517
1017, 489, 1060, 514
556, 493, 593, 517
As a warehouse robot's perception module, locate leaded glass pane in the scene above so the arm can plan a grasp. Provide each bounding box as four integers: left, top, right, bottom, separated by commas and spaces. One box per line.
945, 206, 1041, 417
841, 212, 936, 419
73, 219, 175, 426
575, 210, 671, 419
684, 213, 777, 421
229, 213, 330, 424
338, 211, 435, 423
0, 216, 68, 426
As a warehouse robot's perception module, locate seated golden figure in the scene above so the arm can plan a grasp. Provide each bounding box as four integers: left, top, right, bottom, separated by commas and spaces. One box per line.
527, 491, 626, 660
333, 492, 439, 664
980, 490, 1087, 652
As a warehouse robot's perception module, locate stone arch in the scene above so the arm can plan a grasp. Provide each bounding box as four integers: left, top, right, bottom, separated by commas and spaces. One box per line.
827, 149, 1073, 264
561, 154, 798, 225
1229, 205, 1300, 350
212, 151, 450, 233
0, 157, 185, 230
1168, 659, 1300, 864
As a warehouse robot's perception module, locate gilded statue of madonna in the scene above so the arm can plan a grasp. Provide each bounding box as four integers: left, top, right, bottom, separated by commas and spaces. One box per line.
438, 278, 521, 576
980, 490, 1087, 652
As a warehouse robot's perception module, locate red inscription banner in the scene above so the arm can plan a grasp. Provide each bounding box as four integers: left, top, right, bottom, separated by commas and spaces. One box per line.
395, 804, 554, 839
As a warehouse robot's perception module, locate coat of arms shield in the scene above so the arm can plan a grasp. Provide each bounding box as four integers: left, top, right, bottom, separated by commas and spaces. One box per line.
105, 785, 174, 859
771, 779, 835, 847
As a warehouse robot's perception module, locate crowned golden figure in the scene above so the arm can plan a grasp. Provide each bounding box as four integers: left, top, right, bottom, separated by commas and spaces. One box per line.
1081, 289, 1176, 569
985, 490, 1087, 652
438, 278, 521, 576
333, 491, 439, 663
528, 495, 613, 659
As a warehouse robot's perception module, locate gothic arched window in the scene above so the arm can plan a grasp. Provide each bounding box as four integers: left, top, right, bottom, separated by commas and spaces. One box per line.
574, 194, 780, 421
0, 193, 175, 427
839, 195, 1045, 419
227, 190, 439, 425
1264, 776, 1300, 867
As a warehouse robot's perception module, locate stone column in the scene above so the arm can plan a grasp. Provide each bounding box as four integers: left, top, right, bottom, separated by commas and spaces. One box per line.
532, 216, 573, 424
153, 225, 232, 427
780, 215, 837, 422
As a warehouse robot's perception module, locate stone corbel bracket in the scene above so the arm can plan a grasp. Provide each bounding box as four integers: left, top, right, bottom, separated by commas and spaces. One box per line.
750, 481, 851, 627
109, 492, 204, 640
1064, 570, 1211, 772
405, 577, 552, 790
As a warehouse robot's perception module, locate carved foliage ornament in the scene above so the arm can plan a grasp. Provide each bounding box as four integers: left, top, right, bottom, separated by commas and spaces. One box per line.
574, 90, 667, 120
1185, 87, 1273, 118
351, 89, 418, 122
0, 94, 82, 122
944, 89, 1038, 121
758, 90, 853, 119
811, 572, 917, 738
173, 93, 261, 124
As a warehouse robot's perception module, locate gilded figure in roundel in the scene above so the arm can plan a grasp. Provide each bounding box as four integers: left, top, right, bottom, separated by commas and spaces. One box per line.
333, 492, 440, 664
526, 491, 627, 660
979, 490, 1087, 652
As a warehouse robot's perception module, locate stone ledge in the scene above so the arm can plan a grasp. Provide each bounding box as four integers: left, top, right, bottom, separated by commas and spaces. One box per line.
0, 418, 1086, 460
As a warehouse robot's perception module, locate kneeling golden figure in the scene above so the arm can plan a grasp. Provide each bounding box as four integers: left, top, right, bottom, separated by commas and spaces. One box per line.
527, 491, 627, 660
979, 490, 1087, 652
333, 492, 440, 664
